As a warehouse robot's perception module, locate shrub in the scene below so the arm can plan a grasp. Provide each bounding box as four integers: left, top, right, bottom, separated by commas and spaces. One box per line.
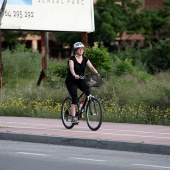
113, 45, 147, 71
2, 44, 41, 87
114, 57, 134, 76
47, 45, 113, 80
85, 45, 113, 76
48, 59, 68, 79
113, 56, 153, 81
141, 39, 170, 73
1, 44, 170, 126
47, 59, 68, 87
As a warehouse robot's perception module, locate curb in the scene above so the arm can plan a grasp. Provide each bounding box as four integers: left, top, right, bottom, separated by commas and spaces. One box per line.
0, 132, 170, 155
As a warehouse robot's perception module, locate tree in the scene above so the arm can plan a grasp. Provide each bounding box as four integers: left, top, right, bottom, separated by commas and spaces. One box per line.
143, 39, 170, 73
55, 32, 82, 45
54, 0, 142, 47
1, 30, 39, 49
162, 0, 170, 38
54, 0, 170, 48
138, 8, 170, 40
1, 30, 25, 49
90, 0, 142, 44
130, 0, 170, 43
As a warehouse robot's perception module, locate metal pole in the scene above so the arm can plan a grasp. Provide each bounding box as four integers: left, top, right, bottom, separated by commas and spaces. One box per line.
0, 31, 2, 89
82, 32, 88, 47
0, 0, 7, 89
46, 32, 49, 58
41, 31, 47, 83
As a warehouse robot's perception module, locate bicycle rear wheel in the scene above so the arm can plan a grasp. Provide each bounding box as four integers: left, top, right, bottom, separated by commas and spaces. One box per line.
61, 97, 74, 129
86, 97, 103, 131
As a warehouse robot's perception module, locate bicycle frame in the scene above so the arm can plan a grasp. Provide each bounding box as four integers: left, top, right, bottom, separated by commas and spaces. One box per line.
61, 88, 103, 131
77, 90, 96, 119
77, 91, 86, 117
61, 75, 103, 131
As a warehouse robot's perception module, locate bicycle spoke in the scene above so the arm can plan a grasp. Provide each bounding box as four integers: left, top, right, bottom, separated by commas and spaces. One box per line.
61, 97, 74, 129
86, 97, 103, 131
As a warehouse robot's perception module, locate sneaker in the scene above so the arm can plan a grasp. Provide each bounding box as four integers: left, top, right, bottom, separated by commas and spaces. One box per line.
71, 117, 79, 124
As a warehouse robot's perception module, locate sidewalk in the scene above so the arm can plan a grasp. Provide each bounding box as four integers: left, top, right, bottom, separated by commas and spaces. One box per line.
0, 116, 170, 155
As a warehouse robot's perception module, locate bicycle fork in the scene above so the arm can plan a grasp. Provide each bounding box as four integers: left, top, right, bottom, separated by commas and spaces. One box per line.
87, 95, 98, 116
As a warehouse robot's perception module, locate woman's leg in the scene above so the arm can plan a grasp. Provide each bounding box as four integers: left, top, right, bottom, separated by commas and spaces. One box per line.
65, 81, 78, 119
71, 104, 77, 117
79, 80, 90, 102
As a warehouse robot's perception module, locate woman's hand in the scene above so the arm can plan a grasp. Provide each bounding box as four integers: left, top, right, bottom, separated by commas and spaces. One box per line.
74, 75, 79, 79
96, 73, 101, 78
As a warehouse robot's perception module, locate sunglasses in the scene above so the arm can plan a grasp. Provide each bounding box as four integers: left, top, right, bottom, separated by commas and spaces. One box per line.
76, 47, 84, 50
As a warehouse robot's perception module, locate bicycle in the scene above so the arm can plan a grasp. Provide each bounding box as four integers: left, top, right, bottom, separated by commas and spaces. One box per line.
61, 75, 103, 131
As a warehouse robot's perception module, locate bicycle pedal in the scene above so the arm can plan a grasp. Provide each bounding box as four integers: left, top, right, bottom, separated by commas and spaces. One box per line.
72, 122, 79, 125
80, 114, 83, 118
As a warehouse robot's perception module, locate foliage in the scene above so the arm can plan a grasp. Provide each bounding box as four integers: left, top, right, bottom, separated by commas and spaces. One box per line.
138, 8, 170, 39
92, 0, 142, 43
1, 71, 169, 125
1, 45, 170, 126
47, 59, 68, 87
52, 0, 144, 45
114, 57, 134, 76
112, 46, 153, 81
48, 59, 68, 79
1, 31, 26, 48
53, 0, 170, 47
85, 45, 112, 76
113, 39, 170, 74
113, 57, 153, 82
2, 44, 41, 87
162, 0, 170, 37
140, 39, 170, 73
113, 45, 146, 69
2, 1, 170, 50
55, 32, 82, 45
1, 31, 39, 49
0, 86, 64, 118
47, 45, 113, 79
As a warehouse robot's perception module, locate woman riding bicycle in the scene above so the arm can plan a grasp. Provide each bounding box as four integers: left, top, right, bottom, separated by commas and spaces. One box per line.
65, 42, 100, 124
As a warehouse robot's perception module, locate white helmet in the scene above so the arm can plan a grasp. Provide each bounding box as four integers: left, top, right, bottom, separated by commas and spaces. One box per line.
73, 42, 84, 49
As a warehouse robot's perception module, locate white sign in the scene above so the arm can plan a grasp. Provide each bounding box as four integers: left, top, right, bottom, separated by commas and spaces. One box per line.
0, 0, 95, 32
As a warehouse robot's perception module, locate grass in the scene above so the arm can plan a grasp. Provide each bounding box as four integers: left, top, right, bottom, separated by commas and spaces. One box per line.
0, 44, 170, 126
0, 73, 169, 126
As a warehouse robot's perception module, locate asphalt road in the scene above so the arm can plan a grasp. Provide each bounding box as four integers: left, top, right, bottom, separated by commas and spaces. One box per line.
0, 116, 170, 155
0, 140, 170, 170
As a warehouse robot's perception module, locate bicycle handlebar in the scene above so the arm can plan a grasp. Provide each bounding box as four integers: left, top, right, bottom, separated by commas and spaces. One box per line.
78, 74, 102, 87
79, 75, 85, 79
79, 74, 102, 79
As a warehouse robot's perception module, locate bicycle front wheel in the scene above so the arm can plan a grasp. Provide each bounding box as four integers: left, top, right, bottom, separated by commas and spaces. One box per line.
86, 97, 103, 131
61, 97, 74, 129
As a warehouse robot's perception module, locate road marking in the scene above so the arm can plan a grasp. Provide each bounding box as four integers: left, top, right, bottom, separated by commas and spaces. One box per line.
0, 121, 88, 129
70, 157, 107, 162
5, 125, 54, 130
4, 122, 62, 127
1, 120, 170, 140
1, 121, 170, 135
133, 164, 170, 169
104, 129, 170, 135
17, 152, 49, 157
4, 125, 170, 139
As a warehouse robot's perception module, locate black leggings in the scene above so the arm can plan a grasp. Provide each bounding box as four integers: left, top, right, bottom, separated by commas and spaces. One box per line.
65, 79, 90, 104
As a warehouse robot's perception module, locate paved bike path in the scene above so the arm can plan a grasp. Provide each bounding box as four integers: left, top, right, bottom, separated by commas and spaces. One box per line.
0, 116, 170, 155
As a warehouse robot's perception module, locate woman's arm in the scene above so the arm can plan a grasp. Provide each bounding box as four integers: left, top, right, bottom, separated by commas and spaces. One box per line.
69, 60, 79, 79
86, 60, 99, 75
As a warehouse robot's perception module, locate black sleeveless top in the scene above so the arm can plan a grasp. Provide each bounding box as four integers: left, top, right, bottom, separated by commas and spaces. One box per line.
66, 55, 89, 81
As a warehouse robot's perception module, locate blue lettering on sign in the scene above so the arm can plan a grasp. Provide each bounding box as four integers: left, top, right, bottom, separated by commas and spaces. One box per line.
0, 0, 32, 5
